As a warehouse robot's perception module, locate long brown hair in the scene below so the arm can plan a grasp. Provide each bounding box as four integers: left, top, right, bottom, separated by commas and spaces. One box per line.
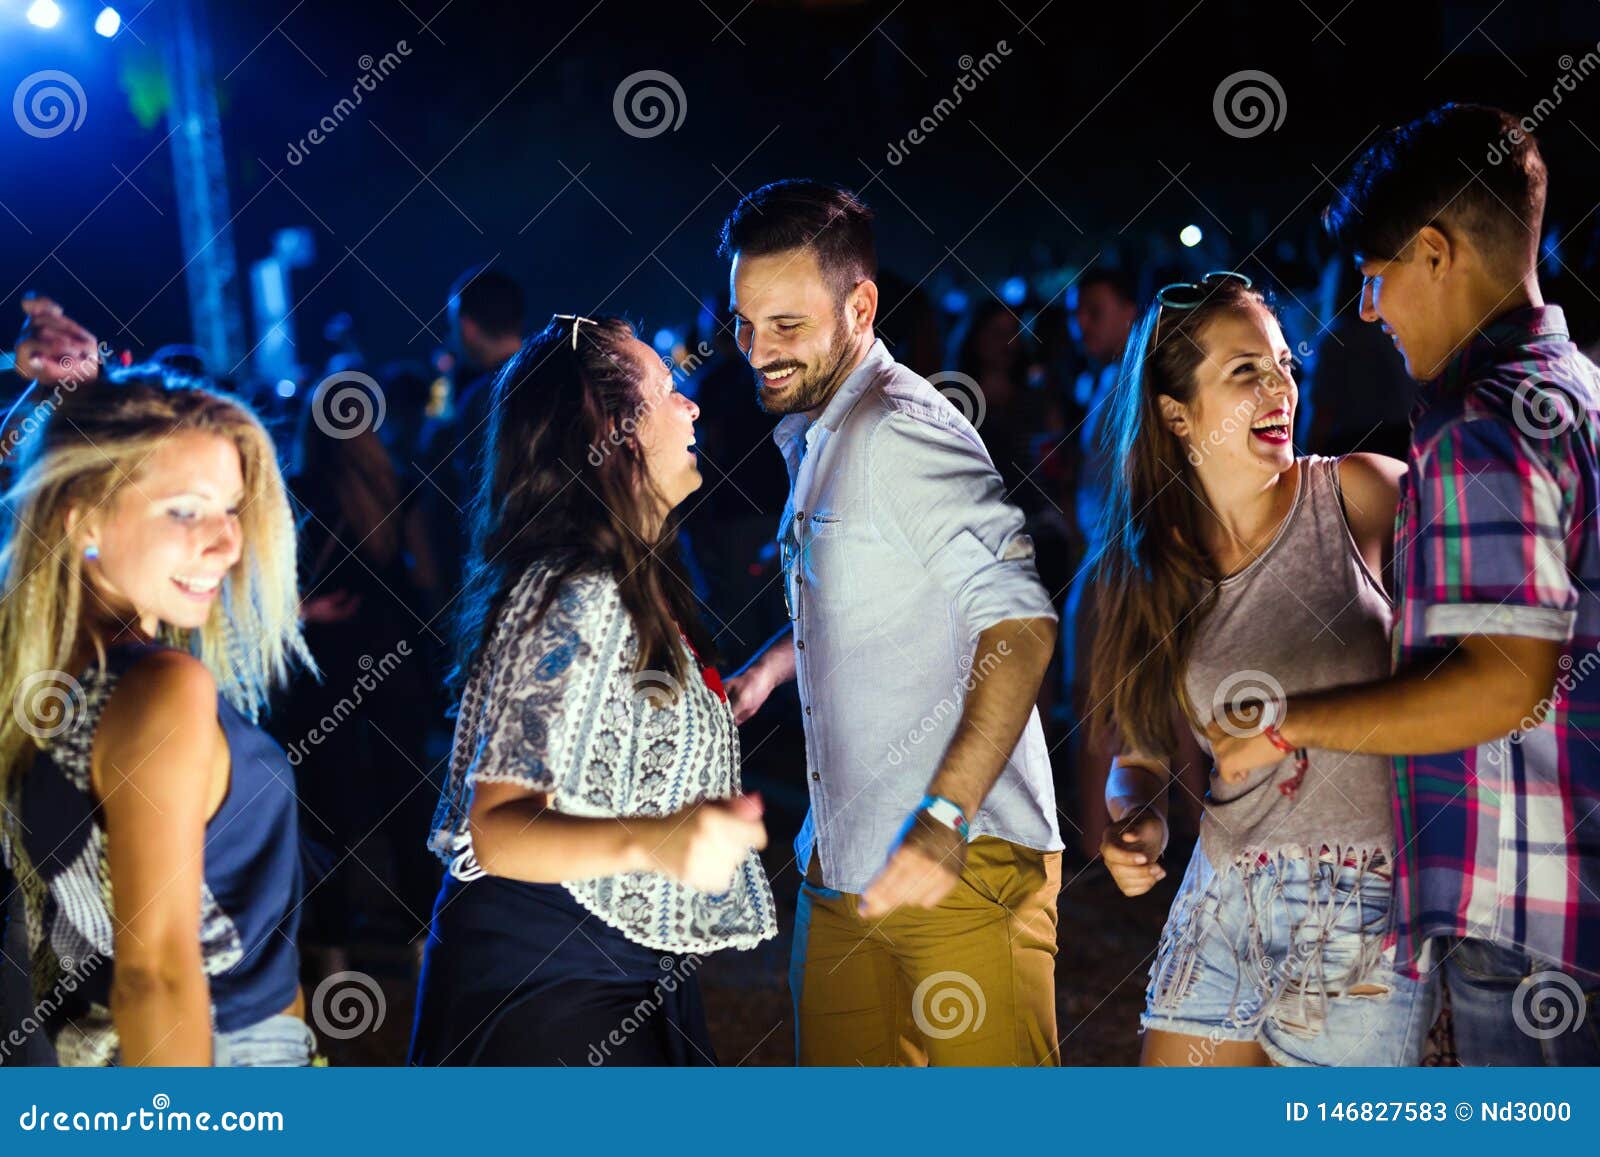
1086, 278, 1269, 759
450, 316, 710, 702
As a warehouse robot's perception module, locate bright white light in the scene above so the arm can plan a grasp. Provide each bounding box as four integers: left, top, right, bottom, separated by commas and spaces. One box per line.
1179, 224, 1203, 248
95, 6, 123, 37
26, 0, 64, 29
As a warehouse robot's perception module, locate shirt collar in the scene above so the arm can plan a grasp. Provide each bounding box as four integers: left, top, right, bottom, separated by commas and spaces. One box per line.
771, 338, 892, 460
1414, 304, 1570, 417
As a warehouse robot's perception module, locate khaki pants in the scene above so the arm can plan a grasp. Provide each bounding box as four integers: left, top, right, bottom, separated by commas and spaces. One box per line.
790, 837, 1061, 1066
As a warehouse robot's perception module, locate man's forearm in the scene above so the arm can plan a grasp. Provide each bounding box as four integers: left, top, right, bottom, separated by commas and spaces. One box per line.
1283, 635, 1560, 756
926, 617, 1056, 817
742, 624, 796, 686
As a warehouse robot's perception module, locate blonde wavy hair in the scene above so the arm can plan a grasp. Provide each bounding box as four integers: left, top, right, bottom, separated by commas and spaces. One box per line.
0, 367, 314, 795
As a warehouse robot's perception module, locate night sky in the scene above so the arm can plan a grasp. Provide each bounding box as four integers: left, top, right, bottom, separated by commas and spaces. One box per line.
3, 0, 1598, 371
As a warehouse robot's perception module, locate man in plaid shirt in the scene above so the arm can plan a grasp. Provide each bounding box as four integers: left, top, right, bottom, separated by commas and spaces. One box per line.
1210, 105, 1600, 1065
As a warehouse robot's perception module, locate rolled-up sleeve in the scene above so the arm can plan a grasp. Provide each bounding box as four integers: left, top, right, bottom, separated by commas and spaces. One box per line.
1414, 415, 1578, 643
867, 409, 1057, 631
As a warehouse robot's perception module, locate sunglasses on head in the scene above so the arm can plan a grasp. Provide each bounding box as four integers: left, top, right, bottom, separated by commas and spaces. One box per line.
1154, 270, 1254, 311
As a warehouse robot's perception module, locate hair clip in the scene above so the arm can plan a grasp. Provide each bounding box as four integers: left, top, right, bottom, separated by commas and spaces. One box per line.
552, 314, 597, 351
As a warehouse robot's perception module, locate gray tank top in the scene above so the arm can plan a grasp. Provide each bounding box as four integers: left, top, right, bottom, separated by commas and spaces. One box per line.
1183, 455, 1396, 868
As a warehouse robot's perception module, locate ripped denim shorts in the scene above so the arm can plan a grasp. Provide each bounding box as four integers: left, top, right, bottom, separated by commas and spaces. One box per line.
1140, 843, 1437, 1066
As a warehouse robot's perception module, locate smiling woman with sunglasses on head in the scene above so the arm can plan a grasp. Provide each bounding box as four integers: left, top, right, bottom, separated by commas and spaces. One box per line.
408, 314, 776, 1067
0, 357, 316, 1067
1090, 272, 1436, 1066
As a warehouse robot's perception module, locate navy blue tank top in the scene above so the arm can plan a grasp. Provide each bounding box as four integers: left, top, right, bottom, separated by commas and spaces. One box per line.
0, 642, 302, 1064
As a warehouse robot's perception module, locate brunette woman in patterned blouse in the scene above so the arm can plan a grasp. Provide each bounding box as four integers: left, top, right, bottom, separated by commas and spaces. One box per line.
409, 315, 777, 1066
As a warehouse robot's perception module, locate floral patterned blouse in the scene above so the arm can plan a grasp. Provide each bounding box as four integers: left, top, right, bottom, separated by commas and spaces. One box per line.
428, 561, 777, 954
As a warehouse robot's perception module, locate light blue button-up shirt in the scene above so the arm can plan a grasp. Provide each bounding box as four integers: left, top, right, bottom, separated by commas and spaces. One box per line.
775, 339, 1063, 893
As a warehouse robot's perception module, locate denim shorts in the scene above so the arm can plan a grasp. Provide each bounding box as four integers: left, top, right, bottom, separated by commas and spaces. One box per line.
212, 1014, 317, 1068
1140, 844, 1437, 1066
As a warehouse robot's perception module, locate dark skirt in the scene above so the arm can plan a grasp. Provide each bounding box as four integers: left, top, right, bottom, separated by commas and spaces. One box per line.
407, 872, 716, 1066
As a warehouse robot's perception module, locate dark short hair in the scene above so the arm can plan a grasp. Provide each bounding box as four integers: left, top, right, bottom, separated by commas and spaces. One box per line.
1076, 267, 1139, 308
716, 179, 877, 301
1322, 103, 1547, 280
448, 266, 526, 338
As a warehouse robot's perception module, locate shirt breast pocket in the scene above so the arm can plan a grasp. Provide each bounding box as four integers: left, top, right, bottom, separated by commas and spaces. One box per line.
808, 511, 844, 538
801, 511, 852, 598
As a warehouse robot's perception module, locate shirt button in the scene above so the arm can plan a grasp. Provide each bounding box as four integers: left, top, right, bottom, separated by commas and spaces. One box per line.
796, 640, 805, 651
804, 705, 812, 715
811, 772, 820, 781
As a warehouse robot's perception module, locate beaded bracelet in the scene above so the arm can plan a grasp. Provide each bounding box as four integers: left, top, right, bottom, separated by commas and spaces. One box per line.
1263, 723, 1310, 799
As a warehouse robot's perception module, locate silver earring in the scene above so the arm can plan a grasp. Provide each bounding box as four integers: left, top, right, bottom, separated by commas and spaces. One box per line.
83, 544, 99, 562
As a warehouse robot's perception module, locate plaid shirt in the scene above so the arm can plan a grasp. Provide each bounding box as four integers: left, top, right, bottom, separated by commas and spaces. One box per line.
1392, 305, 1600, 981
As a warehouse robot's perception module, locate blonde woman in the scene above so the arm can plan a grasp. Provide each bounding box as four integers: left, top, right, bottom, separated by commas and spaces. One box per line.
0, 351, 316, 1066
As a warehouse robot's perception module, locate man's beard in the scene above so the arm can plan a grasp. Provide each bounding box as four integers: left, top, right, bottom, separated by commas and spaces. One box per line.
753, 323, 857, 416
